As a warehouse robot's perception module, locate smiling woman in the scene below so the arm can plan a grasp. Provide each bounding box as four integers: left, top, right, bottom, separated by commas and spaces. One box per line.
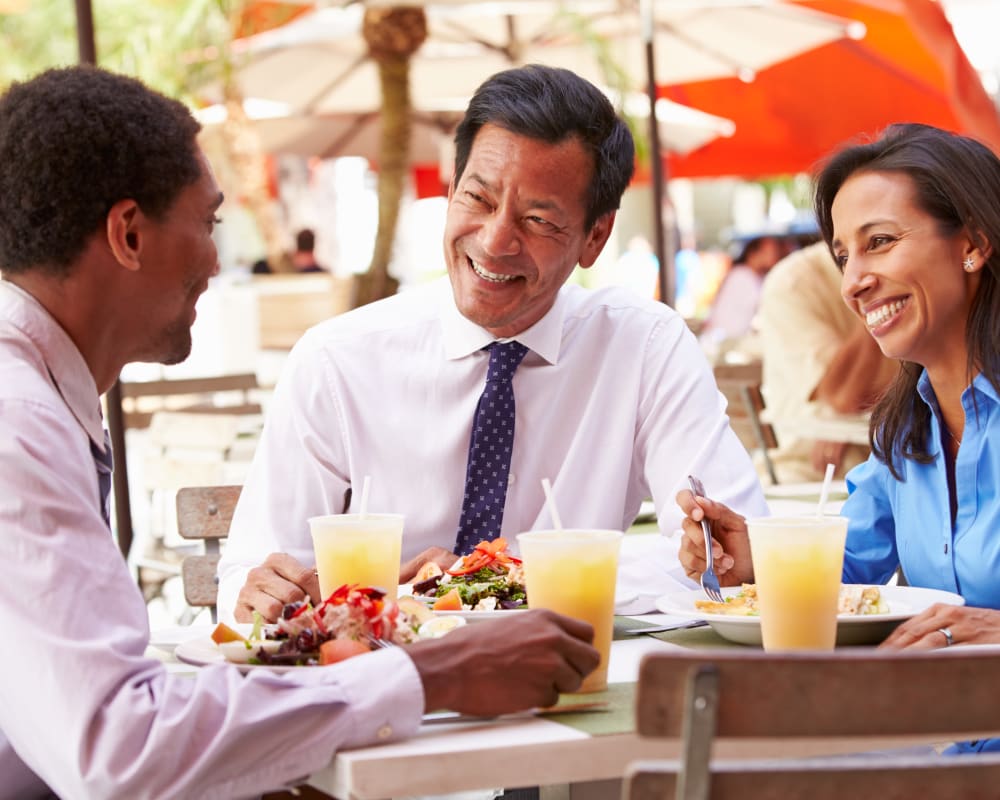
677, 123, 1000, 671
805, 123, 1000, 663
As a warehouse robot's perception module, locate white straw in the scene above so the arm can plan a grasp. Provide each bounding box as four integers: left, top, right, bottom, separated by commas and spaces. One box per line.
817, 463, 835, 517
541, 478, 563, 530
359, 475, 372, 520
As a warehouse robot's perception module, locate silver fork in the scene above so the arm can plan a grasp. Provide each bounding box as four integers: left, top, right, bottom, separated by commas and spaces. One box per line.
365, 633, 394, 650
688, 475, 724, 603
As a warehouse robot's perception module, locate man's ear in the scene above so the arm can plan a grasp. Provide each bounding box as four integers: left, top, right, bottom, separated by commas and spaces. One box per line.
105, 199, 143, 272
578, 211, 616, 270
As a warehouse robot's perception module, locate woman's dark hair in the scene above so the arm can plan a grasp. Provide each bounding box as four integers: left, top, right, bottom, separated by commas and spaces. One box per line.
0, 65, 202, 276
453, 64, 635, 231
814, 123, 1000, 479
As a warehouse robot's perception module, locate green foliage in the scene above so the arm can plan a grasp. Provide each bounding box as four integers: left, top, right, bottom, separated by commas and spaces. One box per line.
0, 0, 236, 104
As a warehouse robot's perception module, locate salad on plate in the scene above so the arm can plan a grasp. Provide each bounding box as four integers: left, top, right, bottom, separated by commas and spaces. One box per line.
211, 584, 445, 667
410, 538, 527, 612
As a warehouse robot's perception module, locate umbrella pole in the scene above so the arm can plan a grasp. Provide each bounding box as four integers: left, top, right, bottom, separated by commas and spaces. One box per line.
641, 0, 673, 307
74, 0, 135, 561
74, 0, 97, 64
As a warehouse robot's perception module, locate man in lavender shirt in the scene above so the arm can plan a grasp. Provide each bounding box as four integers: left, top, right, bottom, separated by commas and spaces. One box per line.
0, 65, 599, 799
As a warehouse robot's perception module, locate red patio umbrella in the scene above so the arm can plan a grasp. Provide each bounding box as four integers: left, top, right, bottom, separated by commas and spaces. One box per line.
660, 0, 1000, 178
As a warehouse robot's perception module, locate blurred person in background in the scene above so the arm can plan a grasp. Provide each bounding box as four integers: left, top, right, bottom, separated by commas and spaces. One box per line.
757, 240, 897, 482
700, 234, 784, 345
292, 227, 326, 273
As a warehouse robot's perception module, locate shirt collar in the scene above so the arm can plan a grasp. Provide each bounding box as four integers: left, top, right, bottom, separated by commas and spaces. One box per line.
916, 369, 1000, 408
439, 277, 567, 365
0, 279, 106, 451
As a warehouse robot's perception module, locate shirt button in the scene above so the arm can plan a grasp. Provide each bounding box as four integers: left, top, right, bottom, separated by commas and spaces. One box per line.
508, 473, 516, 485
376, 725, 393, 740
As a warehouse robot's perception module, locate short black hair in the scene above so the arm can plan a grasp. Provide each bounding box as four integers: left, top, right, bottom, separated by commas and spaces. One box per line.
453, 64, 635, 231
0, 65, 202, 276
296, 228, 316, 252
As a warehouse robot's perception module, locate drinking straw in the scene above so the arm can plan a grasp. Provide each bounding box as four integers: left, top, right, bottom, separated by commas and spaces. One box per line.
817, 463, 835, 517
541, 478, 563, 529
359, 475, 372, 520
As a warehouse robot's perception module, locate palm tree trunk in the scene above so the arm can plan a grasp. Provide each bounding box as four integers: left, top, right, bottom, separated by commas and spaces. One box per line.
354, 55, 410, 306
355, 5, 427, 308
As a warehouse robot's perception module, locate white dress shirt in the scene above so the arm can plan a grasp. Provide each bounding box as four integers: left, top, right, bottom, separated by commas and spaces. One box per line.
218, 278, 767, 621
0, 280, 424, 799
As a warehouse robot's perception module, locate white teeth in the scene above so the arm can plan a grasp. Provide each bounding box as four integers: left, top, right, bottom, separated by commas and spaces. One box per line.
471, 259, 516, 283
866, 299, 907, 328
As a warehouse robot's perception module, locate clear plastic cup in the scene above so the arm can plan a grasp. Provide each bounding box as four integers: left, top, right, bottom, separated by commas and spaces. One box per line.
516, 529, 623, 692
308, 513, 404, 601
747, 516, 848, 651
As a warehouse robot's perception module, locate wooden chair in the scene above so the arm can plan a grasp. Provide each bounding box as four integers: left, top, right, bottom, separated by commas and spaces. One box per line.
119, 372, 262, 430
713, 362, 779, 485
175, 485, 241, 622
133, 412, 258, 605
625, 649, 1000, 800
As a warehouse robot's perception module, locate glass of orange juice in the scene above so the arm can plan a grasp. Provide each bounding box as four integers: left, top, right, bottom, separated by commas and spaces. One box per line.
308, 514, 404, 601
516, 529, 623, 693
746, 515, 848, 651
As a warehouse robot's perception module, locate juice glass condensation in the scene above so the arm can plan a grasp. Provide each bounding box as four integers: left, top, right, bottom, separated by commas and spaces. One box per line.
308, 513, 404, 600
746, 516, 848, 651
516, 529, 623, 693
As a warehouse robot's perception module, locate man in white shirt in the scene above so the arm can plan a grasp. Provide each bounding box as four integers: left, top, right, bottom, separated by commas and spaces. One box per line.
220, 64, 767, 624
0, 65, 599, 799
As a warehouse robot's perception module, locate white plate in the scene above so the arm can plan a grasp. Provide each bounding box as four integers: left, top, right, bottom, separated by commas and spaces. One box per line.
175, 630, 315, 674
401, 586, 640, 620
655, 585, 965, 647
148, 624, 215, 652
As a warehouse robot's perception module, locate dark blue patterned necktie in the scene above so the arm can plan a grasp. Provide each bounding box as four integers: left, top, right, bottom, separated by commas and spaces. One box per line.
454, 341, 529, 555
91, 429, 113, 530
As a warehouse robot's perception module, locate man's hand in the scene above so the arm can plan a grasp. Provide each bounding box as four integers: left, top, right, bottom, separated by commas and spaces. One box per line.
399, 546, 459, 584
880, 603, 1000, 650
676, 489, 754, 586
234, 553, 321, 623
408, 609, 601, 715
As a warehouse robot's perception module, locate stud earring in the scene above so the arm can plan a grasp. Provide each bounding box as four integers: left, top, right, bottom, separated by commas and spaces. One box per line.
964, 257, 976, 272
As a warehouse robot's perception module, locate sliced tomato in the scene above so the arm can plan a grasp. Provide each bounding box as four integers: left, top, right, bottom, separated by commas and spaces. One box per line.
319, 638, 372, 665
433, 588, 463, 611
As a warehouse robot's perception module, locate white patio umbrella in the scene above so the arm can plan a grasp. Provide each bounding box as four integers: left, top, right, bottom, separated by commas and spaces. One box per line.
196, 89, 734, 162
196, 99, 464, 163
224, 1, 858, 114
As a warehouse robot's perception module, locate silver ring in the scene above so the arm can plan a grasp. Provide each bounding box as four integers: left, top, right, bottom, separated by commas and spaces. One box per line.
937, 627, 954, 647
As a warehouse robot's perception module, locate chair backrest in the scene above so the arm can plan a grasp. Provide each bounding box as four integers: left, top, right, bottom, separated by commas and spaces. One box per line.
120, 372, 261, 430
625, 649, 1000, 800
144, 411, 259, 488
175, 485, 242, 621
713, 362, 779, 484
